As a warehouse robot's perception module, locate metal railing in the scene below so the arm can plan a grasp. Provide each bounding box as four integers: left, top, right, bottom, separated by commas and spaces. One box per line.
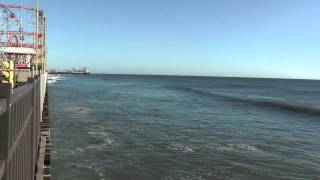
0, 77, 41, 180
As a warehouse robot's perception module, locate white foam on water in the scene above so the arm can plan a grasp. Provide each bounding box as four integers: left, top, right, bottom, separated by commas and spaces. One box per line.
76, 147, 85, 153
103, 138, 113, 147
70, 163, 106, 180
169, 143, 194, 153
247, 94, 283, 101
163, 174, 205, 180
84, 132, 115, 150
214, 143, 259, 153
64, 106, 89, 114
87, 131, 112, 139
47, 74, 67, 84
87, 130, 115, 147
235, 143, 258, 151
47, 80, 57, 84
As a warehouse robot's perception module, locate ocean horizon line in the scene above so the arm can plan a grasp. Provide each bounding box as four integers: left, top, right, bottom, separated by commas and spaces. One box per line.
77, 73, 320, 81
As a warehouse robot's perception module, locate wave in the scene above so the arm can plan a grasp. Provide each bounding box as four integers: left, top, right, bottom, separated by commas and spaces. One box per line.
168, 142, 259, 154
168, 143, 194, 153
208, 143, 259, 153
47, 74, 66, 84
169, 86, 320, 115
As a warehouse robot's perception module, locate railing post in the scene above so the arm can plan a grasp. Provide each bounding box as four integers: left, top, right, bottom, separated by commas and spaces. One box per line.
30, 75, 41, 179
0, 111, 9, 180
0, 84, 12, 180
31, 76, 37, 179
0, 100, 9, 160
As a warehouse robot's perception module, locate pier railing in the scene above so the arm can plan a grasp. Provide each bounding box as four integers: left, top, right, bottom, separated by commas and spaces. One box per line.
0, 77, 41, 180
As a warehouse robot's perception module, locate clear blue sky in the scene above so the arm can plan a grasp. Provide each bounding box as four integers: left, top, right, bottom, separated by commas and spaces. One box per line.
3, 0, 320, 79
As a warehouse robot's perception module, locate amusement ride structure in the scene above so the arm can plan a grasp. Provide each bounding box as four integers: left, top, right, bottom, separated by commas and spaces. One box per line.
0, 2, 47, 87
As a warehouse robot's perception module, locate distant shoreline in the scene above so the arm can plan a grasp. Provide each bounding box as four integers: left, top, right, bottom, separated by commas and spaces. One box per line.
77, 73, 320, 81
48, 72, 90, 75
48, 72, 319, 81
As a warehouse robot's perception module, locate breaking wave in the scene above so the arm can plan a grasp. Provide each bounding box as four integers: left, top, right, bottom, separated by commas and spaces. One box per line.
47, 74, 66, 84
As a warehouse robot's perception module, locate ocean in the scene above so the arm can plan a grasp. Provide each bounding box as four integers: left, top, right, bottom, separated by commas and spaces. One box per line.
48, 74, 320, 180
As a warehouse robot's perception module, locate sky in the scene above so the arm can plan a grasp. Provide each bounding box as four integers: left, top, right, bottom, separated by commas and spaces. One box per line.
3, 0, 320, 79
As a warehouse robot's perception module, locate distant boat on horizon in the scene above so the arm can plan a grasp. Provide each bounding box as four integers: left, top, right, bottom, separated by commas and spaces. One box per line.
48, 67, 90, 75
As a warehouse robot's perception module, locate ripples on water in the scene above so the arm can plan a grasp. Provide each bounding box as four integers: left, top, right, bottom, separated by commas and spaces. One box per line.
49, 74, 320, 180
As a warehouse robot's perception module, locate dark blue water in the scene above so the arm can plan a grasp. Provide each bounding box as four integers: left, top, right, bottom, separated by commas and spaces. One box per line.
49, 74, 320, 180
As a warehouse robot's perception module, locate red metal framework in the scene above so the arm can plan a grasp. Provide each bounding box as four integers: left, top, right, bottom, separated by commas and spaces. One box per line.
0, 4, 47, 71
0, 4, 37, 48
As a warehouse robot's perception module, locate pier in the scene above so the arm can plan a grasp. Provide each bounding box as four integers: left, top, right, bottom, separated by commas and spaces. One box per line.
0, 3, 50, 180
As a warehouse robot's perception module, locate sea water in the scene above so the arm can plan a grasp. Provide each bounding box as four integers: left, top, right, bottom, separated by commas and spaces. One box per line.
48, 74, 320, 179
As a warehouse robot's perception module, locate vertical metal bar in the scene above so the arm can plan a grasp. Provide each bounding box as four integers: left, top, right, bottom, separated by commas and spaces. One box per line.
34, 0, 39, 75
6, 4, 8, 47
0, 108, 9, 180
